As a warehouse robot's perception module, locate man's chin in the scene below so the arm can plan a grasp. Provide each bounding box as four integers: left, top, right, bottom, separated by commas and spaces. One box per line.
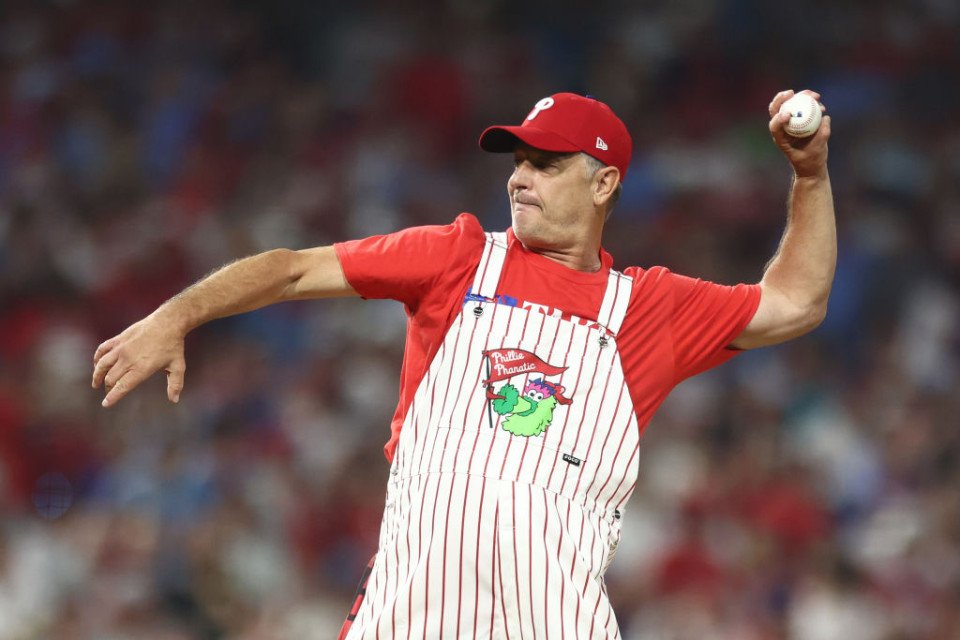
511, 218, 546, 249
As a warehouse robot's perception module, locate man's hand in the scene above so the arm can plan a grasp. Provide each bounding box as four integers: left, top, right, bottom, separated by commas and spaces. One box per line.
92, 313, 186, 408
768, 89, 830, 179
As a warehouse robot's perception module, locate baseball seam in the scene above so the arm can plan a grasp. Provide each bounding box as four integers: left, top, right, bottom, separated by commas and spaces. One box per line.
785, 96, 817, 136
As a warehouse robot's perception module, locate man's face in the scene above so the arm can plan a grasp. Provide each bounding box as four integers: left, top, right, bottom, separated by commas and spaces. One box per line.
507, 144, 595, 250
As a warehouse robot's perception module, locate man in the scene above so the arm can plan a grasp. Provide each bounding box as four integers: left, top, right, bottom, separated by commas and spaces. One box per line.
92, 90, 834, 638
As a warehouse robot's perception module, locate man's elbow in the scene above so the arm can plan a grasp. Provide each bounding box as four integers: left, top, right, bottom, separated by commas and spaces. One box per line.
797, 298, 828, 336
735, 284, 831, 349
269, 248, 311, 300
285, 246, 357, 299
775, 276, 831, 337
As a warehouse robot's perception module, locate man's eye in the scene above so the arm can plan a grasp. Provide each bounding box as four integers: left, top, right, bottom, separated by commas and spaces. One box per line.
513, 157, 555, 170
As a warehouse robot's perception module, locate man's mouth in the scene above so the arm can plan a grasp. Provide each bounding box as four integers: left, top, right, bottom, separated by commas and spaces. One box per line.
513, 193, 541, 208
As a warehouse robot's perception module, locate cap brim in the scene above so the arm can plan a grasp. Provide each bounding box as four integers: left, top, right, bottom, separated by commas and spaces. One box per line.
479, 125, 581, 154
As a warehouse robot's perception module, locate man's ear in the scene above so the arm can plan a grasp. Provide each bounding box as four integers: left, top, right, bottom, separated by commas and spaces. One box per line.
593, 166, 620, 207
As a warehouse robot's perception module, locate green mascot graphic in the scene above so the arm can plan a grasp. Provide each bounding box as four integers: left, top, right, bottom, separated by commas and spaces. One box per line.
483, 348, 573, 437
492, 378, 562, 437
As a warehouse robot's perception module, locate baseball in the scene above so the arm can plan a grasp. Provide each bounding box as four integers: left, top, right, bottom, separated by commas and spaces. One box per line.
780, 93, 822, 138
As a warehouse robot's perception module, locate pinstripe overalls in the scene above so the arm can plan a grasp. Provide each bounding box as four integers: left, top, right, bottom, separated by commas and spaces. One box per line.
346, 232, 640, 639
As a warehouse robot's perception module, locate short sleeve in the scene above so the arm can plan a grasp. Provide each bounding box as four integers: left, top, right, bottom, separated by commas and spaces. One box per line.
334, 213, 486, 311
667, 273, 761, 383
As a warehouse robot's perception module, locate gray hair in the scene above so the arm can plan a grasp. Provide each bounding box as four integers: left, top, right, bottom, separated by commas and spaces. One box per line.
581, 153, 623, 216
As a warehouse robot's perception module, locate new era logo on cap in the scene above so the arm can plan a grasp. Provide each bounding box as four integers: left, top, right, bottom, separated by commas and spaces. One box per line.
478, 93, 633, 180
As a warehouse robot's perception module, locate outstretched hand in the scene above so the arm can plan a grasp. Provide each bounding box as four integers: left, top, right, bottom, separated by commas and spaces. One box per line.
768, 89, 830, 179
92, 314, 186, 408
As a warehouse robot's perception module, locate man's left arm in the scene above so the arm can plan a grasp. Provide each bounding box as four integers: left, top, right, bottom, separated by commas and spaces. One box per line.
732, 89, 836, 350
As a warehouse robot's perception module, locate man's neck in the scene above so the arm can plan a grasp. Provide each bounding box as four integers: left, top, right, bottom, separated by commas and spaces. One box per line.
526, 243, 603, 272
510, 214, 606, 272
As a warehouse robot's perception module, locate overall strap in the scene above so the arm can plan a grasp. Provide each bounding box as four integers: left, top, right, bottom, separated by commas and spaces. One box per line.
595, 269, 633, 336
470, 232, 509, 299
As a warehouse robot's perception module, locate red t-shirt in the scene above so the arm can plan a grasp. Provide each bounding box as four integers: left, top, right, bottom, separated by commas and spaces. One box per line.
335, 213, 761, 461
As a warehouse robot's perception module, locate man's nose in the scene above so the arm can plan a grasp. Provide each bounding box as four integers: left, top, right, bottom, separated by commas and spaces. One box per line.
508, 162, 532, 192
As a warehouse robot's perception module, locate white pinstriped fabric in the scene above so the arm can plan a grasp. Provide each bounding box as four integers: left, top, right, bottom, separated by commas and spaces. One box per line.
347, 233, 640, 639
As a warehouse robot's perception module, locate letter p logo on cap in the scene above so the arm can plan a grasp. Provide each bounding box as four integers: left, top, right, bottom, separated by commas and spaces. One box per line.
526, 97, 555, 121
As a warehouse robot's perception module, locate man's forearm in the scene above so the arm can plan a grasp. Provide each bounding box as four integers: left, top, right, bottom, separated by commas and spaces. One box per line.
762, 172, 837, 319
92, 245, 353, 407
152, 249, 304, 334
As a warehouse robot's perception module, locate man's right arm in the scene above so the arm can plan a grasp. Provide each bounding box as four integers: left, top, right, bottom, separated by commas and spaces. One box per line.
92, 246, 356, 408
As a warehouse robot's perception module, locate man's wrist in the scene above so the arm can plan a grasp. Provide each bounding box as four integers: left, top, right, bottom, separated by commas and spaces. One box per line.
150, 299, 194, 336
793, 169, 830, 185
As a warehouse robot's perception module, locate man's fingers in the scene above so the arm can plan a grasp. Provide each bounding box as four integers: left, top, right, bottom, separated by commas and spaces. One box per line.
165, 359, 186, 403
93, 337, 119, 364
102, 369, 147, 408
91, 349, 121, 388
816, 115, 832, 142
768, 89, 795, 117
103, 359, 133, 390
769, 110, 791, 137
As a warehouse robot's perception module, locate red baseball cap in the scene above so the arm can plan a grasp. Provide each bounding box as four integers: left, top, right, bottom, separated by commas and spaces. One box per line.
479, 93, 632, 180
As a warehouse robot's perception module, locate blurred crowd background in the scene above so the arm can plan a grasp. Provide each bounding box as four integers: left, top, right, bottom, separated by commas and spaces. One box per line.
1, 0, 959, 638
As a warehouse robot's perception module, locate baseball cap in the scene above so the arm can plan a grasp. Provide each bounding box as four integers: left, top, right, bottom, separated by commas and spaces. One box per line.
479, 93, 632, 180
